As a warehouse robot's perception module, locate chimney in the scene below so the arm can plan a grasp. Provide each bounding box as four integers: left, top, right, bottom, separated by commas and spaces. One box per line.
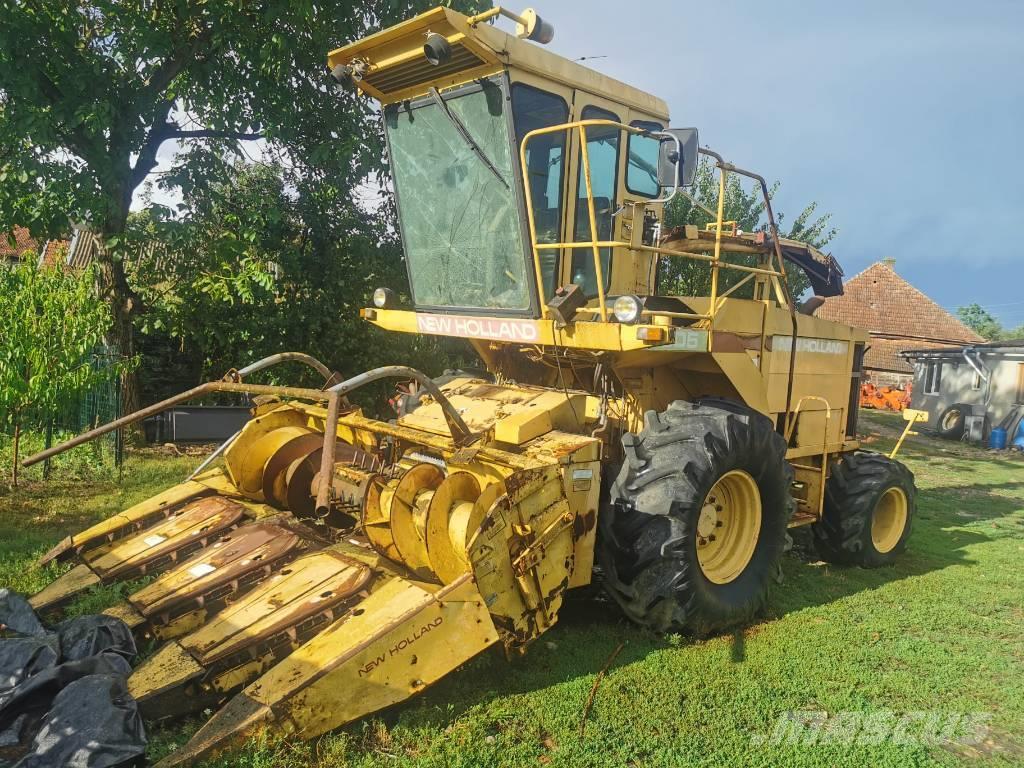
882, 257, 896, 270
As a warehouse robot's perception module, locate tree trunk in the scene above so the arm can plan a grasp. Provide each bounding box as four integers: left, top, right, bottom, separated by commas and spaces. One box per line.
12, 420, 20, 489
93, 233, 141, 423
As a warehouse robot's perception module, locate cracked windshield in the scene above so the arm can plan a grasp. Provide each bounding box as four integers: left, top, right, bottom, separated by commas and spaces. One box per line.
385, 79, 530, 310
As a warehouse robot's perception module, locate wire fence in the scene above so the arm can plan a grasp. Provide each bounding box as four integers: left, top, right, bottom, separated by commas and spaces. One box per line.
1, 349, 126, 477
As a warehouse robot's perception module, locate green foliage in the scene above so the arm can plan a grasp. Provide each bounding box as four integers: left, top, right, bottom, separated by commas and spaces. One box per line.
0, 0, 487, 238
659, 157, 837, 300
0, 428, 117, 489
0, 260, 129, 483
128, 162, 476, 406
0, 0, 489, 404
957, 303, 1024, 341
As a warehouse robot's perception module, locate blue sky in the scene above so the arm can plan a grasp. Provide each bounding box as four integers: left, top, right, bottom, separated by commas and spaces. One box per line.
536, 0, 1024, 326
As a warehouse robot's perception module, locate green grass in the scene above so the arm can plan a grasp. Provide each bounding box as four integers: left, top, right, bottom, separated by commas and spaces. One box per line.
2, 413, 1023, 767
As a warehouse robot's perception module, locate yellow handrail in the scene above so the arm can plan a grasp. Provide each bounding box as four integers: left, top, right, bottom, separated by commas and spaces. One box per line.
577, 123, 609, 321
517, 119, 784, 326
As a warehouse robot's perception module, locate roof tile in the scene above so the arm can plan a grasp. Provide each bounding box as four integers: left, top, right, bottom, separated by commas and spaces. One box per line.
816, 262, 983, 345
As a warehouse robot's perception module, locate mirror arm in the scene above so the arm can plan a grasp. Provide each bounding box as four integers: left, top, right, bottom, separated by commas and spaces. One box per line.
648, 130, 682, 206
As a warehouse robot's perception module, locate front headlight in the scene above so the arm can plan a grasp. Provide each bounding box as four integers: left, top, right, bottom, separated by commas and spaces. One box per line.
372, 287, 396, 309
612, 295, 642, 324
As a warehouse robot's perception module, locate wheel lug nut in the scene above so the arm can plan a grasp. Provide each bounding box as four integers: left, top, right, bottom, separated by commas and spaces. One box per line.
715, 521, 723, 527
715, 505, 723, 512
708, 534, 716, 542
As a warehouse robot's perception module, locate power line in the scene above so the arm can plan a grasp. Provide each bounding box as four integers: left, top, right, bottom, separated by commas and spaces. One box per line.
943, 299, 1024, 310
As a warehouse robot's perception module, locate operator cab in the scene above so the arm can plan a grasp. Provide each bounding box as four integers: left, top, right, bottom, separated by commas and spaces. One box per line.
329, 6, 687, 319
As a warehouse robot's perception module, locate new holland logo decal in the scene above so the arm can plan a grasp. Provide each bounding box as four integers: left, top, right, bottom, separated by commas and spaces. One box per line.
772, 336, 849, 355
416, 314, 540, 342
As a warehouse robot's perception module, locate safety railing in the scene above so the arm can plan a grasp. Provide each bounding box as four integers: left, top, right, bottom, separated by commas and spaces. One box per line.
517, 119, 792, 329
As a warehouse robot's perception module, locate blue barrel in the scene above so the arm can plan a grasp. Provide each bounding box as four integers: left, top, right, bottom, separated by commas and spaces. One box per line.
990, 427, 1008, 450
1013, 421, 1024, 449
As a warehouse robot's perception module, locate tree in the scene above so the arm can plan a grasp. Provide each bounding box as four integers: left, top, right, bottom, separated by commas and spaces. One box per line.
0, 0, 486, 409
0, 260, 126, 486
658, 156, 837, 300
127, 161, 475, 405
957, 304, 1004, 340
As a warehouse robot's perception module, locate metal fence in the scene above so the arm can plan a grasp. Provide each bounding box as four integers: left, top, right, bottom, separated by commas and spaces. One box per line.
1, 349, 126, 475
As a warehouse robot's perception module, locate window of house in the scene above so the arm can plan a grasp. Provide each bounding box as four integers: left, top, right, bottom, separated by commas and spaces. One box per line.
571, 105, 620, 297
971, 370, 983, 391
924, 361, 943, 394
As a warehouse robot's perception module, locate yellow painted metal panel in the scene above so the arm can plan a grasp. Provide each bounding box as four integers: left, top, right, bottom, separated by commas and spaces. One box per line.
368, 308, 669, 352
28, 563, 100, 612
254, 575, 495, 738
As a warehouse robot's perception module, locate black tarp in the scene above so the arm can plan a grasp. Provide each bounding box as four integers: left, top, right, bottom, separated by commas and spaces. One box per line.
0, 590, 145, 767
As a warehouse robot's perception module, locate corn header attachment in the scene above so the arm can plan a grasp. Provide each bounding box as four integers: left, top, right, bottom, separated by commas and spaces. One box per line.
23, 356, 600, 766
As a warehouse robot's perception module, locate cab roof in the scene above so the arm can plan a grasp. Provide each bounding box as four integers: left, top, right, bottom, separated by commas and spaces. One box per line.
327, 6, 669, 120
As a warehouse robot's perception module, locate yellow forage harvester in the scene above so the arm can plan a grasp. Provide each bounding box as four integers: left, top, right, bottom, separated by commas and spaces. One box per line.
24, 7, 922, 765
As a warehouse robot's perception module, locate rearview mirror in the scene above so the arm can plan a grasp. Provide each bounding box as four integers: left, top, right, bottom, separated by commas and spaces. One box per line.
658, 128, 699, 189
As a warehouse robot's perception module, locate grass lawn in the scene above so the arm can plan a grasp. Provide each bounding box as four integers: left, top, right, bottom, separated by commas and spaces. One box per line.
1, 411, 1022, 767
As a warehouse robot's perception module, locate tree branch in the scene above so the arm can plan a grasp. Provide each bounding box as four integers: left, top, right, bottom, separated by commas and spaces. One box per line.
144, 26, 214, 98
127, 100, 176, 195
172, 129, 263, 141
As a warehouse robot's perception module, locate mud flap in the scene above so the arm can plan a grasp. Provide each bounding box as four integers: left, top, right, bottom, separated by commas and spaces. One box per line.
155, 573, 497, 767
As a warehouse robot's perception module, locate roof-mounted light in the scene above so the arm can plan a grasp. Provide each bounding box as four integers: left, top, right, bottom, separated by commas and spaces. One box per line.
330, 59, 367, 92
423, 31, 452, 66
467, 6, 555, 45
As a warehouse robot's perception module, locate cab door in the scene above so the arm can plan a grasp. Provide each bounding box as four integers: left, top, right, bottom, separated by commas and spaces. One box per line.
509, 72, 573, 305
562, 91, 625, 298
568, 94, 670, 300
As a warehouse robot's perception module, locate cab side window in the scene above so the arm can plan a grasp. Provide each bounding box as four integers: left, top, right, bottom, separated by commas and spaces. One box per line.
512, 84, 569, 299
626, 120, 663, 198
572, 105, 620, 297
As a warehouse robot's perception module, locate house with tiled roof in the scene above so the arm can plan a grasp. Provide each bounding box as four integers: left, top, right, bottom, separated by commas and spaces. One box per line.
814, 259, 984, 387
1, 226, 97, 270
1, 226, 71, 269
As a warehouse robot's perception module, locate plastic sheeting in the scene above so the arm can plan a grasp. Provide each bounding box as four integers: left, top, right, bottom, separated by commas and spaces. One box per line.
0, 590, 145, 767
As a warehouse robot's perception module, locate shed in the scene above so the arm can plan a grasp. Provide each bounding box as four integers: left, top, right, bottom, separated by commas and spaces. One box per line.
900, 340, 1024, 441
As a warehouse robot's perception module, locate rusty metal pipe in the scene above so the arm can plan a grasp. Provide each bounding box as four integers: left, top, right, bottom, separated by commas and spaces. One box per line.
229, 352, 333, 384
327, 366, 473, 445
698, 148, 800, 432
314, 391, 342, 517
309, 366, 474, 518
21, 382, 329, 468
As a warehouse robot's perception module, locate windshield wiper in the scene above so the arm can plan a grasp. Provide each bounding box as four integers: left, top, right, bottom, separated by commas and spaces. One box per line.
428, 87, 509, 190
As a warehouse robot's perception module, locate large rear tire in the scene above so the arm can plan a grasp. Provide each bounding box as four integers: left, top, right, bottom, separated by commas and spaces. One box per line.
812, 452, 915, 567
598, 399, 794, 636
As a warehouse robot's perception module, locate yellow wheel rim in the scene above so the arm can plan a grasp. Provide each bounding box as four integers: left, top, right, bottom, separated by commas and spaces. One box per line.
696, 469, 762, 585
871, 486, 908, 553
941, 410, 960, 431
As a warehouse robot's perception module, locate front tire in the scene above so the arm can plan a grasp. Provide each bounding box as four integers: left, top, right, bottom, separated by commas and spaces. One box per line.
598, 399, 794, 636
813, 452, 915, 567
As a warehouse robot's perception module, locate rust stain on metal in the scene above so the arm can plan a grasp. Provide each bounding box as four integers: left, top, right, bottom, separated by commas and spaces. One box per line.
87, 497, 248, 581
129, 522, 303, 619
572, 509, 596, 539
